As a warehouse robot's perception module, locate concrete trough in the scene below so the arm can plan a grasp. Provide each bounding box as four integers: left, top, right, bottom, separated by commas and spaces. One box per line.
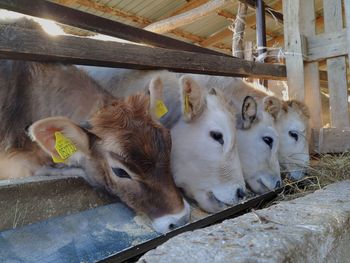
138, 180, 350, 263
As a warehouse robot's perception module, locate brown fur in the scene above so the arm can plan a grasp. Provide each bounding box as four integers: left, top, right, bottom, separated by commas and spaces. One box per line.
0, 59, 184, 219
282, 100, 310, 120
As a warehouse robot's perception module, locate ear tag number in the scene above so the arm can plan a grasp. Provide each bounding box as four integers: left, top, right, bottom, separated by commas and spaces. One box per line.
155, 99, 168, 119
52, 131, 77, 163
184, 94, 191, 114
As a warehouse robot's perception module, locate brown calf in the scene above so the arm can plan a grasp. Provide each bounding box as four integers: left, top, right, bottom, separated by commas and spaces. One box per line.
0, 60, 189, 233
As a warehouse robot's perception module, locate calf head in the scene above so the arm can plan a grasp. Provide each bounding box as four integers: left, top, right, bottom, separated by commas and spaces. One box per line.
276, 100, 310, 180
28, 92, 190, 234
236, 96, 282, 194
165, 76, 246, 213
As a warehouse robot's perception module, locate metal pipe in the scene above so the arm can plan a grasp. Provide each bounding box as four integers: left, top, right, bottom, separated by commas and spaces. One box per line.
256, 0, 268, 87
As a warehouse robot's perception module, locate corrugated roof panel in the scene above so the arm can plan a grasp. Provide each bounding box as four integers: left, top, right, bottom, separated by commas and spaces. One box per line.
142, 1, 185, 21
181, 13, 230, 38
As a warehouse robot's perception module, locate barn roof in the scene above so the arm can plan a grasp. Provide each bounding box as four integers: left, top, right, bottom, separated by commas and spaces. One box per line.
49, 0, 324, 57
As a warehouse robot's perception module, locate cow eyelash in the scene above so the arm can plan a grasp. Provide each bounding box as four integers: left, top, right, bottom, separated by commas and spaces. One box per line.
112, 167, 131, 179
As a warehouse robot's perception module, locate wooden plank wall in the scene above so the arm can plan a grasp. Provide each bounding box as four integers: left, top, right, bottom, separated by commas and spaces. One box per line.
324, 0, 349, 129
284, 0, 350, 153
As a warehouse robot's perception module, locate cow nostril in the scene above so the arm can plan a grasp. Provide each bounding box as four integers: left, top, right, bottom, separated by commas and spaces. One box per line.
275, 180, 281, 188
237, 188, 246, 199
168, 223, 176, 231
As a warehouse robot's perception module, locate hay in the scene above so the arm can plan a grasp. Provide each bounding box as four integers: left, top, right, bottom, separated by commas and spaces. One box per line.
267, 152, 350, 205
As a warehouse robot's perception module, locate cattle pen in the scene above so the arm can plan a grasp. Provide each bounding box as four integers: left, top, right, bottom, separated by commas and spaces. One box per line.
0, 0, 349, 262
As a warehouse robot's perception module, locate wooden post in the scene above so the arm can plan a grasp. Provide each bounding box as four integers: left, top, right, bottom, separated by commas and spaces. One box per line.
324, 0, 349, 129
232, 2, 248, 59
283, 0, 323, 141
345, 0, 350, 60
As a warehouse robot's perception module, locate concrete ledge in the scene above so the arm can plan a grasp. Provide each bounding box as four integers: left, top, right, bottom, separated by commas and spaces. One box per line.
139, 181, 350, 263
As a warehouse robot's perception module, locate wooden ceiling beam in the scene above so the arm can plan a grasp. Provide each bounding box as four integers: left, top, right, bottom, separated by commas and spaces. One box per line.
55, 0, 214, 50
144, 0, 232, 34
163, 0, 210, 19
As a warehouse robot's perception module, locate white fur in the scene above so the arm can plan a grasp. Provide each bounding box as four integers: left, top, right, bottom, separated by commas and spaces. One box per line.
81, 67, 246, 213
152, 199, 190, 234
170, 93, 245, 212
187, 75, 282, 193
276, 109, 309, 180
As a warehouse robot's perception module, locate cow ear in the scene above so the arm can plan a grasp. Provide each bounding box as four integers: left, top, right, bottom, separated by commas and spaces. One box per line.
28, 117, 91, 163
148, 76, 168, 121
179, 75, 205, 122
237, 96, 257, 129
263, 96, 281, 120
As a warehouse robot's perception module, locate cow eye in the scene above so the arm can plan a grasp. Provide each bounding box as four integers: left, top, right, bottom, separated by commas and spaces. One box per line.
112, 167, 131, 179
289, 131, 299, 141
262, 136, 273, 149
210, 131, 224, 145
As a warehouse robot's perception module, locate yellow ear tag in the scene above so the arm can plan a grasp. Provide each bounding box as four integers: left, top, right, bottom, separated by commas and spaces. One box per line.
184, 93, 191, 114
155, 99, 168, 119
52, 131, 77, 163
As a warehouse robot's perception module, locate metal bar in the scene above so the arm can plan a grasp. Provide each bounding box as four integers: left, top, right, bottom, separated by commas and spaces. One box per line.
256, 0, 268, 87
256, 0, 267, 60
100, 186, 285, 263
0, 0, 228, 57
239, 0, 283, 23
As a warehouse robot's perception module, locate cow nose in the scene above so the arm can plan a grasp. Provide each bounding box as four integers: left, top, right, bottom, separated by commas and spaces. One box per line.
151, 199, 190, 234
237, 187, 246, 199
275, 180, 282, 188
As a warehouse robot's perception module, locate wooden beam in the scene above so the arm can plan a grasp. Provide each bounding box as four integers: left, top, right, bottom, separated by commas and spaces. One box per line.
315, 128, 350, 153
324, 0, 349, 129
0, 0, 225, 56
232, 2, 248, 58
345, 0, 350, 63
282, 0, 306, 102
0, 25, 286, 80
58, 0, 211, 49
58, 0, 150, 25
144, 0, 231, 34
306, 29, 347, 62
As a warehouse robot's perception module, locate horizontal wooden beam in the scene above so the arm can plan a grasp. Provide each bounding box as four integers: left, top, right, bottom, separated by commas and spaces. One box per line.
144, 0, 230, 34
0, 0, 225, 56
306, 29, 347, 62
313, 128, 350, 153
0, 25, 286, 80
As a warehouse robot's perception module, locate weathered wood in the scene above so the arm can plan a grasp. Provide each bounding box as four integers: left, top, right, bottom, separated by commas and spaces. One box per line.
306, 29, 347, 62
303, 0, 323, 131
324, 0, 349, 129
0, 25, 286, 79
232, 2, 248, 59
0, 0, 224, 56
315, 128, 350, 153
144, 0, 231, 34
282, 0, 305, 101
244, 41, 253, 61
345, 0, 350, 65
